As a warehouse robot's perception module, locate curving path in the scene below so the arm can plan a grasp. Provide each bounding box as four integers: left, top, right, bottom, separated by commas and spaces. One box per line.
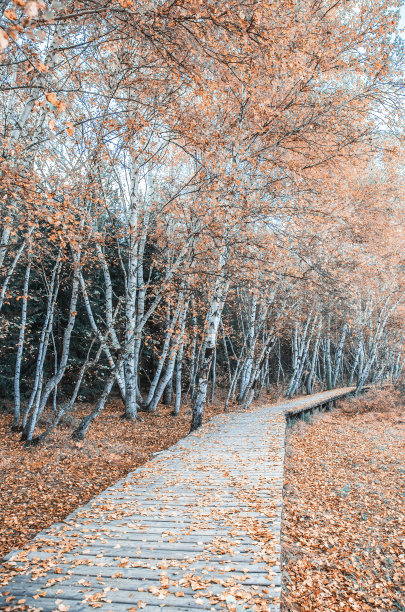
0, 388, 355, 612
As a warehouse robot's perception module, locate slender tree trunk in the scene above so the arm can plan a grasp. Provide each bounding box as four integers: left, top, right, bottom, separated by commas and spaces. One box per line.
72, 369, 117, 440
148, 349, 178, 413
238, 294, 257, 402
0, 230, 33, 313
79, 272, 126, 397
185, 306, 198, 401
24, 257, 81, 442
95, 243, 125, 397
209, 347, 217, 404
124, 173, 139, 420
32, 339, 101, 444
224, 342, 246, 412
21, 257, 62, 431
306, 320, 322, 394
144, 296, 183, 409
287, 313, 314, 397
191, 277, 229, 431
220, 320, 232, 385
149, 297, 189, 414
332, 323, 348, 388
325, 316, 332, 390
173, 341, 185, 416
0, 224, 12, 270
13, 260, 31, 430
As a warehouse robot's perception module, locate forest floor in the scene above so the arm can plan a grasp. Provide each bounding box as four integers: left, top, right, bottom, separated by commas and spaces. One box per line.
281, 389, 405, 612
0, 397, 253, 561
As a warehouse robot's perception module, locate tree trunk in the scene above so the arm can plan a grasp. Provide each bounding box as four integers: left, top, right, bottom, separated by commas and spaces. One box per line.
72, 370, 116, 440
191, 277, 229, 431
13, 260, 31, 430
21, 257, 62, 431
24, 257, 81, 442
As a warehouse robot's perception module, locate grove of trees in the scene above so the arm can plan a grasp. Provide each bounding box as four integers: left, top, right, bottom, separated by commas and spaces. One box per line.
0, 0, 404, 444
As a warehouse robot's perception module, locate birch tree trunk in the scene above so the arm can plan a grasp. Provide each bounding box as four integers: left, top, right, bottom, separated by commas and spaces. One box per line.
33, 338, 101, 444
72, 369, 117, 440
21, 257, 62, 431
325, 316, 333, 390
12, 260, 31, 429
123, 168, 139, 420
191, 276, 230, 431
173, 338, 185, 416
209, 347, 217, 404
332, 323, 348, 388
287, 312, 314, 397
143, 295, 183, 409
238, 293, 257, 402
79, 272, 126, 398
23, 256, 81, 443
0, 225, 12, 270
95, 242, 125, 396
306, 320, 321, 394
0, 229, 34, 313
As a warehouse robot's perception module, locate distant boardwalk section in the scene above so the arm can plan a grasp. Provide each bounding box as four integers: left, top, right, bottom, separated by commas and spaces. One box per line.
0, 389, 354, 611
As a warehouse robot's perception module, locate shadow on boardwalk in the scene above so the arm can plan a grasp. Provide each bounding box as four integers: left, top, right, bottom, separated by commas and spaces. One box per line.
0, 389, 354, 612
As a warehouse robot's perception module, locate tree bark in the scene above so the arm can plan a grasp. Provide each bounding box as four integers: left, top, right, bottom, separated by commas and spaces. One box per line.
13, 260, 31, 429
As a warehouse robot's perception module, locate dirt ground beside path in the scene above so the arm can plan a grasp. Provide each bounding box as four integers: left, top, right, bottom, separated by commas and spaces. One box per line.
281, 389, 405, 612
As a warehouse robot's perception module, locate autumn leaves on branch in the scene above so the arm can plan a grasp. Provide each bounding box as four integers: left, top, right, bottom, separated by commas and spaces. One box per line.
0, 0, 404, 443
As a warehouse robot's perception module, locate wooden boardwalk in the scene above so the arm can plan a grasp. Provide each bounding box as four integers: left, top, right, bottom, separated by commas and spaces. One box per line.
0, 388, 355, 612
